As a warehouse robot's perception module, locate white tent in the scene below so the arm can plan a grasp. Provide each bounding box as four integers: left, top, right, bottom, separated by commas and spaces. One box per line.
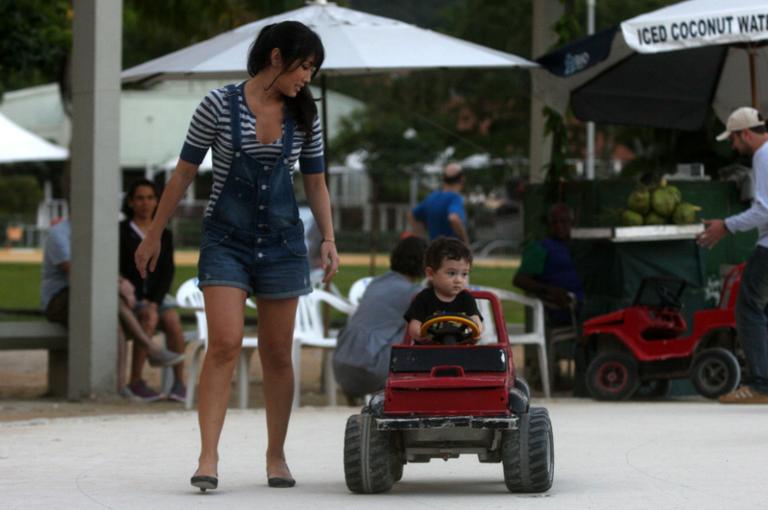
122, 0, 535, 82
0, 112, 68, 164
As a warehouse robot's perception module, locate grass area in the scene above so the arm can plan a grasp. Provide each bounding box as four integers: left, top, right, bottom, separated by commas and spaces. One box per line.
0, 262, 524, 324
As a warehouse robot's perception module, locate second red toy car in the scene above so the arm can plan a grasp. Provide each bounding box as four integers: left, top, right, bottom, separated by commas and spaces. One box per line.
581, 264, 744, 400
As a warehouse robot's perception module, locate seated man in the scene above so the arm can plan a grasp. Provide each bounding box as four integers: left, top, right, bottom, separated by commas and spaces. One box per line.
513, 203, 583, 325
513, 203, 584, 392
332, 236, 428, 402
41, 218, 183, 398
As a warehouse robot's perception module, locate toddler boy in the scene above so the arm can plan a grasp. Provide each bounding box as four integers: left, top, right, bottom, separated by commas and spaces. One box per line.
404, 237, 483, 342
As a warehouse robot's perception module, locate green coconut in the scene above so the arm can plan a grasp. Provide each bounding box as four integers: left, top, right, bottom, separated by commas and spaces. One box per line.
622, 209, 644, 226
667, 184, 682, 203
644, 211, 667, 225
650, 183, 680, 218
672, 202, 702, 225
627, 188, 650, 214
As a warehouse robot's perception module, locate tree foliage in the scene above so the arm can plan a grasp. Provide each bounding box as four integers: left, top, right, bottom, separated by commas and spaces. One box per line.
0, 0, 70, 99
0, 176, 43, 217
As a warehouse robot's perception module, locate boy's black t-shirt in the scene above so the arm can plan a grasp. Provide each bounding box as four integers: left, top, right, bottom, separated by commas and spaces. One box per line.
404, 288, 481, 323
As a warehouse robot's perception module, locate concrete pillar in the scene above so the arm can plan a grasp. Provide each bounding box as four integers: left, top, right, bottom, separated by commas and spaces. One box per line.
68, 0, 122, 398
529, 0, 564, 183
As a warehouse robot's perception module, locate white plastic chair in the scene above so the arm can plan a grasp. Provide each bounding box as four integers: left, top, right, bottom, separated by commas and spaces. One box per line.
292, 288, 354, 408
237, 298, 260, 409
474, 285, 550, 399
347, 276, 374, 311
309, 267, 344, 299
175, 278, 259, 409
175, 278, 207, 409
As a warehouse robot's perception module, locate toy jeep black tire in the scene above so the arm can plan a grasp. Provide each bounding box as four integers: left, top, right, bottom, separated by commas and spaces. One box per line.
343, 414, 395, 493
586, 352, 640, 401
690, 347, 741, 399
501, 407, 554, 493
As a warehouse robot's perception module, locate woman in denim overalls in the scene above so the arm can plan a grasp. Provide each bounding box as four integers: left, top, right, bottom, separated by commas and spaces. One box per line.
135, 21, 339, 491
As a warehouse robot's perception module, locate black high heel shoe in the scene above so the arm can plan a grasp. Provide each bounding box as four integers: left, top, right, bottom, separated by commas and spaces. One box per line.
267, 476, 296, 488
190, 475, 218, 492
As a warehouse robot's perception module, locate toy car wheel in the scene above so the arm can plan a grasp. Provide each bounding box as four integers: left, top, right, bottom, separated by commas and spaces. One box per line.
514, 376, 531, 400
343, 414, 395, 493
501, 407, 554, 493
586, 352, 639, 401
690, 347, 741, 399
391, 455, 404, 482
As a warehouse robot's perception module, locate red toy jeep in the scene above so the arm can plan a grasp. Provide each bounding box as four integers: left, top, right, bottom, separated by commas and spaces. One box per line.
343, 290, 554, 494
582, 264, 744, 401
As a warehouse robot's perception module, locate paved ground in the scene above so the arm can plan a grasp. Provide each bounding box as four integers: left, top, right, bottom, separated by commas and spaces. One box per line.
1, 399, 766, 510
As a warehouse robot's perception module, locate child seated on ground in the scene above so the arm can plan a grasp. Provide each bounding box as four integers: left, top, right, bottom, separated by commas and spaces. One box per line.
404, 237, 483, 342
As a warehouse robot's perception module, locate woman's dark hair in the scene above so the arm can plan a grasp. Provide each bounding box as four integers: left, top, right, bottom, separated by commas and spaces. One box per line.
424, 237, 473, 271
121, 178, 157, 219
390, 236, 428, 278
247, 21, 325, 133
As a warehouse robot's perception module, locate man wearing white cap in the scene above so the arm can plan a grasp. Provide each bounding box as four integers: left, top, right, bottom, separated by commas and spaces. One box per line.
698, 106, 768, 404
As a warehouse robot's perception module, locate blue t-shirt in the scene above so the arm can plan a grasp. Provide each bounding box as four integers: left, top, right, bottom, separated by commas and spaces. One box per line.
412, 190, 466, 240
40, 219, 70, 309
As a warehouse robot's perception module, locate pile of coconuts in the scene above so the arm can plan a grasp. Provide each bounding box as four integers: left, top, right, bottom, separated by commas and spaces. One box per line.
622, 178, 702, 226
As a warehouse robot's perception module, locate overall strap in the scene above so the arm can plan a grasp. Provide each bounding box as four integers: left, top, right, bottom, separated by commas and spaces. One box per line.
225, 84, 242, 152
280, 109, 296, 160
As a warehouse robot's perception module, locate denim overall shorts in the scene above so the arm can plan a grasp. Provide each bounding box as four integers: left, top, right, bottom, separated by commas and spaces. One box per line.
197, 84, 312, 299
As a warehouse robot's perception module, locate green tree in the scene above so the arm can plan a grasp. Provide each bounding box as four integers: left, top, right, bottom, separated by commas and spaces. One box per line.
0, 176, 43, 218
0, 0, 70, 98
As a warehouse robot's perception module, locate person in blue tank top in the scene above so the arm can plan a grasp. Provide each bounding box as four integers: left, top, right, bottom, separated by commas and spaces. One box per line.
134, 21, 338, 491
513, 203, 583, 325
409, 163, 469, 244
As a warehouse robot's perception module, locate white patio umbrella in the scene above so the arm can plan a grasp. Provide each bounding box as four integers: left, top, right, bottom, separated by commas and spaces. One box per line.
535, 0, 768, 130
122, 0, 535, 83
0, 112, 68, 164
623, 0, 768, 113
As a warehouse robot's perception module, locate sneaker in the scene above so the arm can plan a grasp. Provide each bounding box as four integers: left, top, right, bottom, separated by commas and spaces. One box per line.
168, 381, 187, 403
148, 348, 185, 367
719, 385, 768, 404
127, 379, 164, 403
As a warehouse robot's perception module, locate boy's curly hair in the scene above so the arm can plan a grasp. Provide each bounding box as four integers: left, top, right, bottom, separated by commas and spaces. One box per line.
424, 236, 473, 271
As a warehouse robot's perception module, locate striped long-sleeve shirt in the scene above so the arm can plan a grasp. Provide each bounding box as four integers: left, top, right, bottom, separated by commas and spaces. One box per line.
725, 142, 768, 248
179, 83, 324, 217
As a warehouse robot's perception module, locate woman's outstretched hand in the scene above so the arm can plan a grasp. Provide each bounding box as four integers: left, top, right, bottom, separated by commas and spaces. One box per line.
321, 240, 340, 283
135, 234, 161, 279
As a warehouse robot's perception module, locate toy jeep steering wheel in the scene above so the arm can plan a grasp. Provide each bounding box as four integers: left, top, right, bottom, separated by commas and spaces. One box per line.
656, 285, 681, 308
420, 313, 480, 345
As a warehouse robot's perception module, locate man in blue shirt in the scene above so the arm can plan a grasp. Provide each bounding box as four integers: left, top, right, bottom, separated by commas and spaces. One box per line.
409, 163, 469, 244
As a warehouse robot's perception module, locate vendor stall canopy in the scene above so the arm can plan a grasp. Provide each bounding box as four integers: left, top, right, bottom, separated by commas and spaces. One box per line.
534, 0, 768, 130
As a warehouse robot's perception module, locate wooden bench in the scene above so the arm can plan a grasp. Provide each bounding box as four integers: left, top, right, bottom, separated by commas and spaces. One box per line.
0, 321, 68, 396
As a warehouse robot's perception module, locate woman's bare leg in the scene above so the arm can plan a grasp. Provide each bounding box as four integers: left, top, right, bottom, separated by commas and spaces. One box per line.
256, 297, 298, 480
129, 343, 148, 385
118, 298, 160, 352
116, 326, 127, 392
194, 286, 246, 478
160, 308, 186, 382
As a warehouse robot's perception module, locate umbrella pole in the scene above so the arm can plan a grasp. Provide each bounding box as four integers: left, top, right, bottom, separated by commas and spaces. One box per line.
749, 45, 758, 109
